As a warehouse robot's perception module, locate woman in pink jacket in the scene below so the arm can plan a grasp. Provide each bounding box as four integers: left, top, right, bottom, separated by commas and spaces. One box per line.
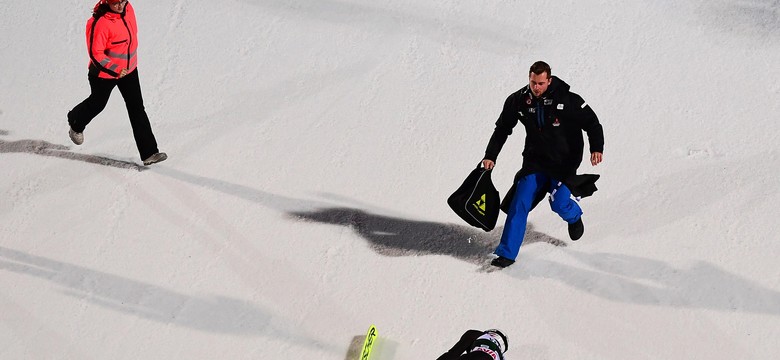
67, 0, 166, 166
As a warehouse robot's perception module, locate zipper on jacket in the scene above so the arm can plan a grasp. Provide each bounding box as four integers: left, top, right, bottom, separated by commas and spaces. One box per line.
536, 100, 545, 130
121, 15, 132, 70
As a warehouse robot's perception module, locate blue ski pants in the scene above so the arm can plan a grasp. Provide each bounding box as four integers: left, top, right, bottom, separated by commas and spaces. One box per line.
494, 173, 583, 260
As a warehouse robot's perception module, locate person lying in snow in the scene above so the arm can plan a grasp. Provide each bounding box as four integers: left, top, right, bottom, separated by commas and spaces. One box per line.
436, 329, 509, 360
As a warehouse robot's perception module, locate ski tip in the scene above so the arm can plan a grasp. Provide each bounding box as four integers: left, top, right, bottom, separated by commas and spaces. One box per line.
360, 324, 378, 360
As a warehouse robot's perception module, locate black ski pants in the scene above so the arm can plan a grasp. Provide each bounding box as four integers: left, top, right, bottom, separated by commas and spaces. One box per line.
68, 69, 159, 160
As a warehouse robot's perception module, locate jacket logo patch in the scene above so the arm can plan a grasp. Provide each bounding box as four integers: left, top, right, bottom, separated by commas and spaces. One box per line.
553, 118, 561, 126
557, 104, 564, 110
526, 98, 532, 105
528, 108, 536, 114
544, 99, 553, 105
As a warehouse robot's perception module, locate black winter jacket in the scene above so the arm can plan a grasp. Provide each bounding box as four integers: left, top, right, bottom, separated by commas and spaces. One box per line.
436, 330, 499, 360
485, 76, 604, 180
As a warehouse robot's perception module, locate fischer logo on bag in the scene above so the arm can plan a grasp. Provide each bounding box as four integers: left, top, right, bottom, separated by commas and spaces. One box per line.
472, 194, 487, 215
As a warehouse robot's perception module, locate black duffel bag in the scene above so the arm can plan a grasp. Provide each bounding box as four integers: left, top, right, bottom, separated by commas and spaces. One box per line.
447, 164, 500, 231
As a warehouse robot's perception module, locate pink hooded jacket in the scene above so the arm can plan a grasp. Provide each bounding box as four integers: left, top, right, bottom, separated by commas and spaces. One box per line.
86, 1, 139, 79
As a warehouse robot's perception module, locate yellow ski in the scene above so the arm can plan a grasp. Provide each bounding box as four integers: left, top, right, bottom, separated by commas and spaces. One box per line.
359, 324, 378, 360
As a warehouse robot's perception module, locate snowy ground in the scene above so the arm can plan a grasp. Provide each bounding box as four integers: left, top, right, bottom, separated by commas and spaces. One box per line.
1, 0, 779, 359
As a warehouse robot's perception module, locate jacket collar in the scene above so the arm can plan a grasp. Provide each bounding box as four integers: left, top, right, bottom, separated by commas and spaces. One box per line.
523, 75, 570, 101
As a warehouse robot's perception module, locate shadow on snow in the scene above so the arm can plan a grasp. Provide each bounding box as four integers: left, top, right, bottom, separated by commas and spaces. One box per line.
0, 130, 144, 171
288, 207, 564, 265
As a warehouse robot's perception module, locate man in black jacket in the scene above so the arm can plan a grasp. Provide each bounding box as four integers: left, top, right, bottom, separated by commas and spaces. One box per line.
482, 61, 604, 268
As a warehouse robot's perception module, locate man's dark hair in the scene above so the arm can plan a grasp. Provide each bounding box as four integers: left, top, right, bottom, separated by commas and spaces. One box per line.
529, 61, 551, 78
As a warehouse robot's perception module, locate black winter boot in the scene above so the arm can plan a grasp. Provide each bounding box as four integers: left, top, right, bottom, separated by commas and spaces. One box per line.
491, 256, 515, 268
568, 217, 584, 241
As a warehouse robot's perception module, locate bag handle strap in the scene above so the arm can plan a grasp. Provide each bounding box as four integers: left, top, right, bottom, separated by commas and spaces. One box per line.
476, 162, 489, 171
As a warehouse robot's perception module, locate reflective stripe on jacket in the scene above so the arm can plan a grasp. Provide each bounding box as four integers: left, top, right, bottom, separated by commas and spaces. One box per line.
85, 2, 138, 79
